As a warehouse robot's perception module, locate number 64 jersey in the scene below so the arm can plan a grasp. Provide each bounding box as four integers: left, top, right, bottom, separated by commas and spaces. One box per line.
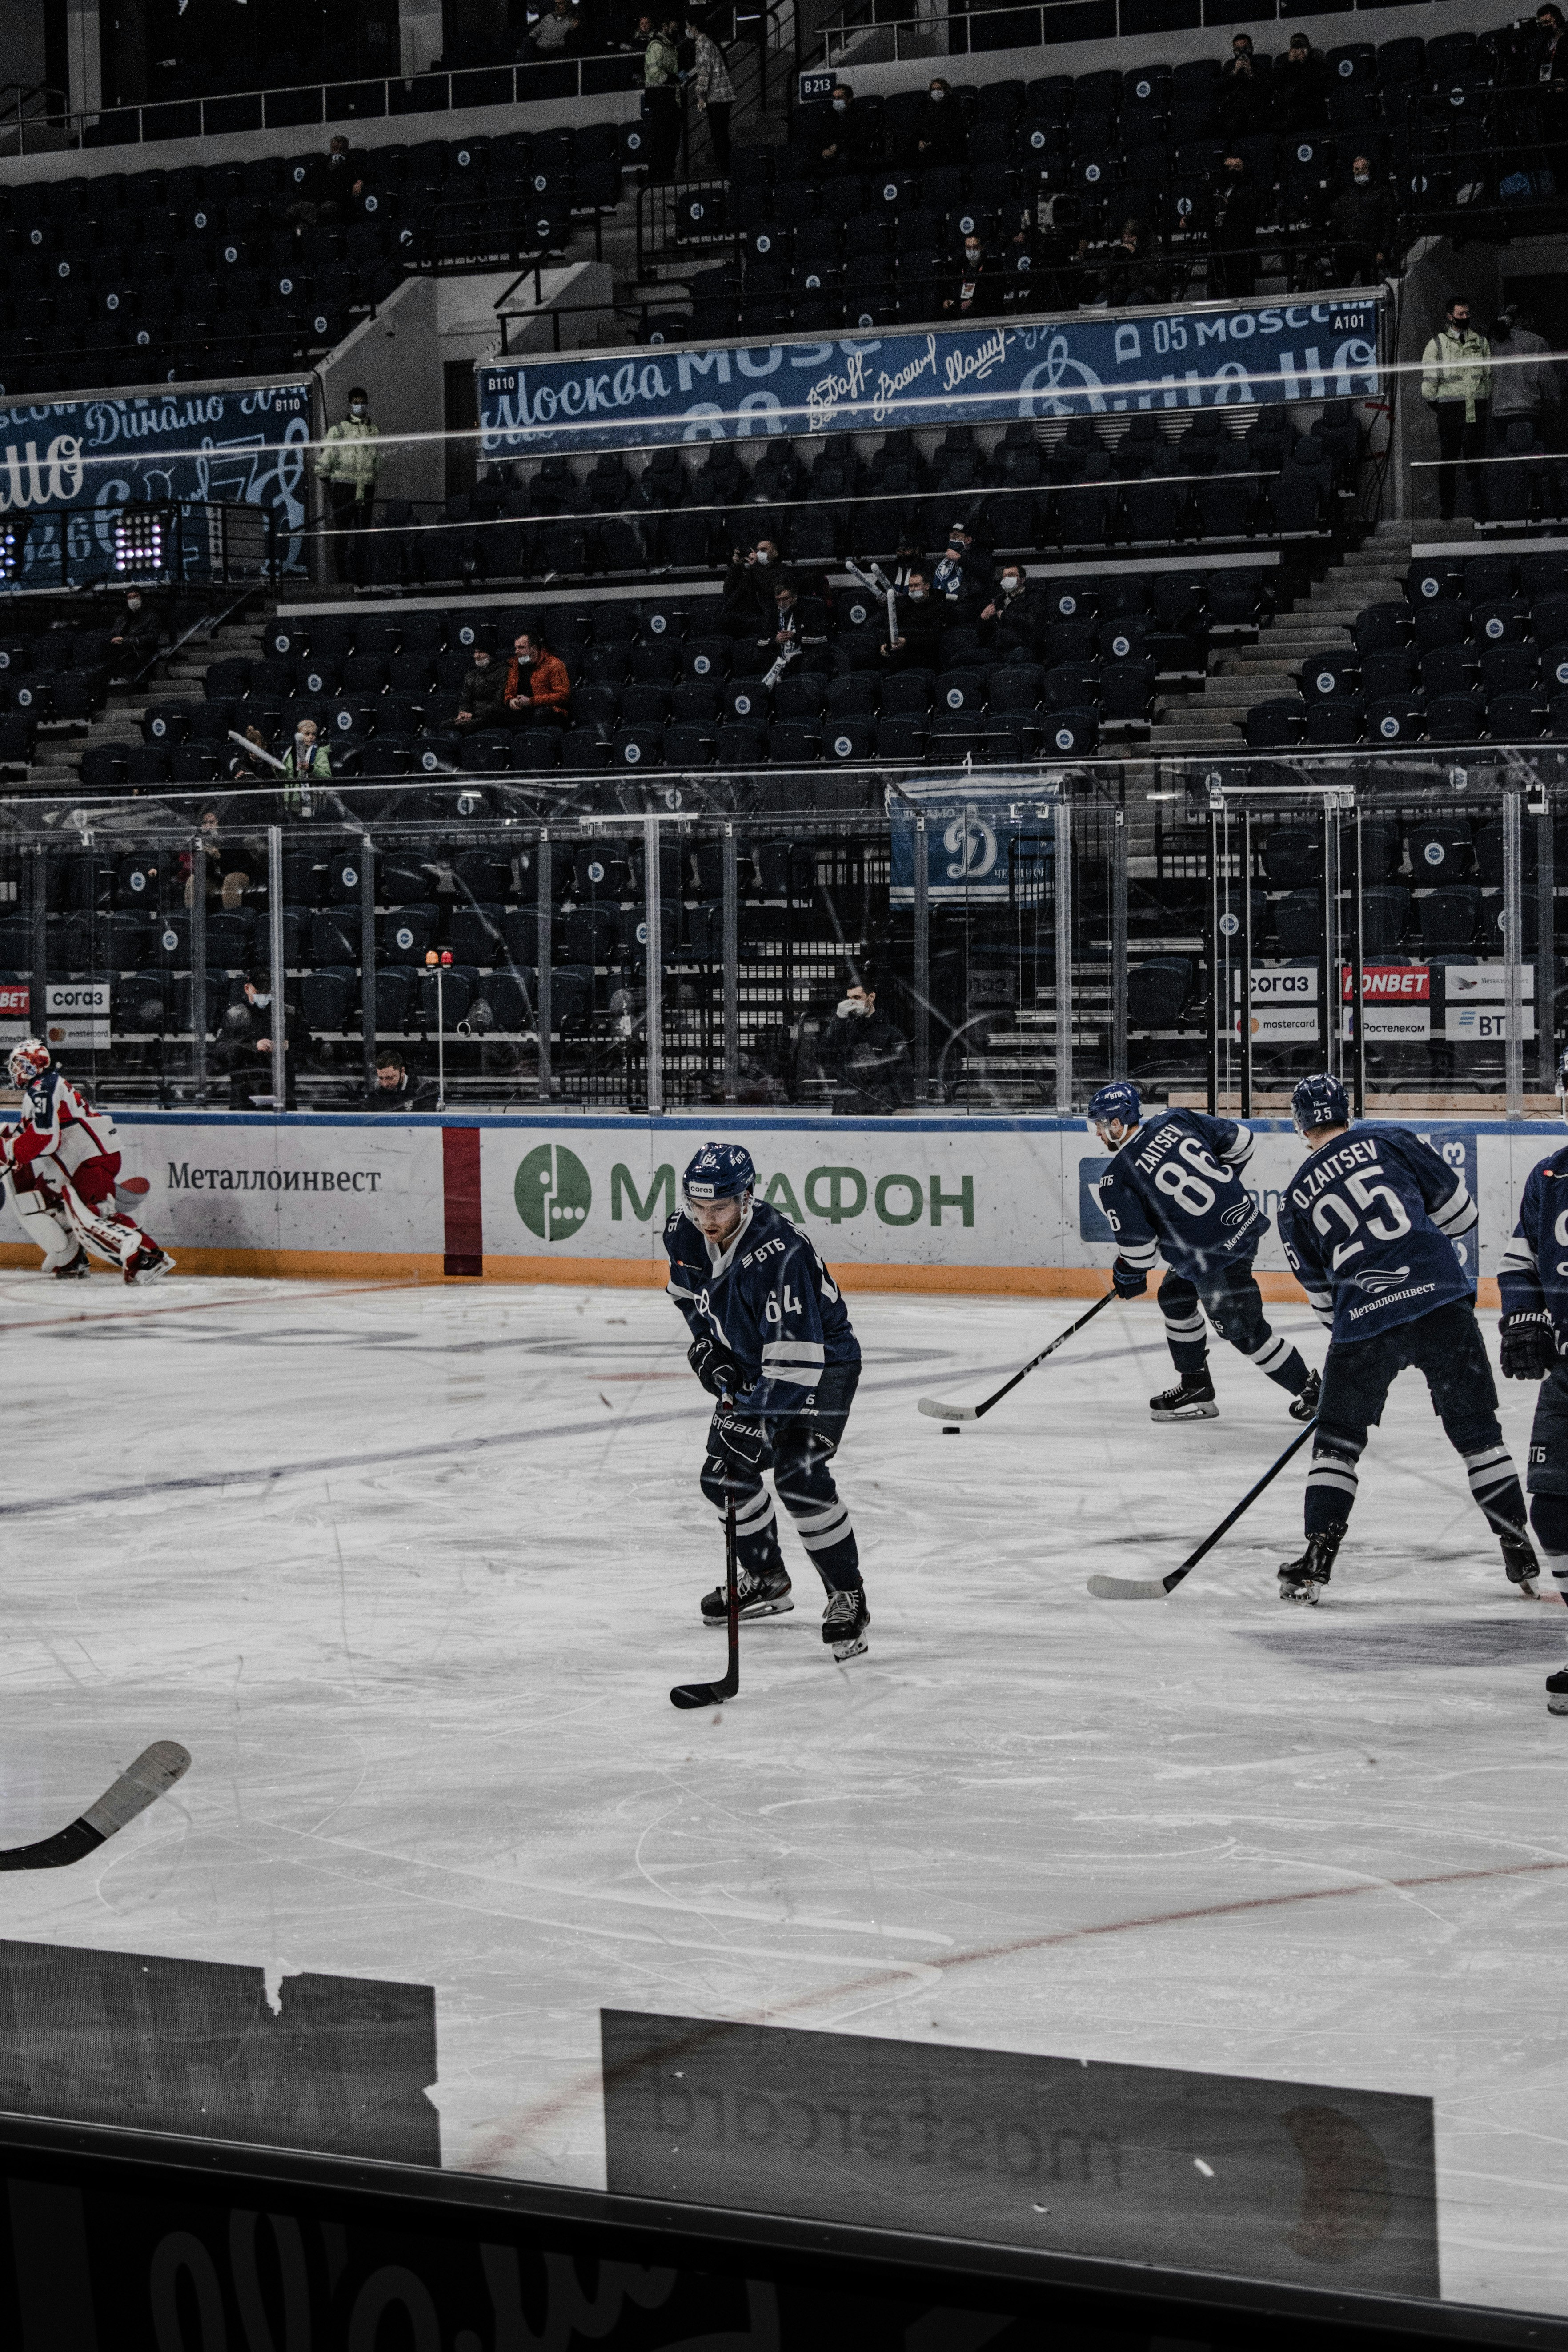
1278, 1126, 1476, 1345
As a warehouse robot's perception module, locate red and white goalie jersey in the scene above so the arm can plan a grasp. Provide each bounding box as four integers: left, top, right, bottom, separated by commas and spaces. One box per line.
12, 1062, 122, 1203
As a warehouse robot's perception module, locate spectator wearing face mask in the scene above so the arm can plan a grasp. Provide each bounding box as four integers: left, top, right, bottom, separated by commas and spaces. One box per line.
213, 973, 309, 1110
944, 233, 1000, 319
1421, 294, 1492, 523
107, 586, 160, 679
1328, 156, 1396, 286
817, 978, 914, 1116
1218, 33, 1267, 135
881, 567, 941, 668
721, 539, 782, 635
454, 644, 507, 734
818, 84, 866, 172
979, 562, 1041, 656
890, 536, 928, 589
916, 78, 965, 168
316, 388, 381, 585
763, 577, 830, 670
1208, 153, 1261, 298
932, 522, 981, 615
500, 629, 572, 727
283, 133, 368, 227
1488, 305, 1560, 454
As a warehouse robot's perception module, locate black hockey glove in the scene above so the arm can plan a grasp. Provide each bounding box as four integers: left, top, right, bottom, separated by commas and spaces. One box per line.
1500, 1310, 1557, 1381
714, 1413, 765, 1470
1111, 1256, 1149, 1299
688, 1334, 744, 1400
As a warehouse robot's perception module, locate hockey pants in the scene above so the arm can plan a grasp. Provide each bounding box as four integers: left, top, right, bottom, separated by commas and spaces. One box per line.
1521, 1359, 1568, 1591
701, 1361, 862, 1594
36, 1151, 145, 1268
1306, 1298, 1524, 1540
1159, 1257, 1310, 1395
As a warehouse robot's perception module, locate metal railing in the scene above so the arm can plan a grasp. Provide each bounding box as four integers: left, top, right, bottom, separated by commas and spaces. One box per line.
820, 0, 1452, 69
0, 500, 281, 598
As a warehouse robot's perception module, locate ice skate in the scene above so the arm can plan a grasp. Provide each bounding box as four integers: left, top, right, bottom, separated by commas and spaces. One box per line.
701, 1563, 793, 1625
822, 1586, 870, 1661
52, 1247, 91, 1280
1547, 1668, 1568, 1716
1278, 1528, 1341, 1604
1499, 1527, 1541, 1598
1288, 1368, 1321, 1423
1150, 1368, 1218, 1422
124, 1243, 175, 1287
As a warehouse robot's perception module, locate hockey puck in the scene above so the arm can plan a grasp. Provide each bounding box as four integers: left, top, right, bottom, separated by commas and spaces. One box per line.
943, 1425, 960, 1434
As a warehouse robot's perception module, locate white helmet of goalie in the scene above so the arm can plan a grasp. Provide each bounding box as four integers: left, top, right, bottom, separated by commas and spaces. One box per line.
7, 1037, 49, 1090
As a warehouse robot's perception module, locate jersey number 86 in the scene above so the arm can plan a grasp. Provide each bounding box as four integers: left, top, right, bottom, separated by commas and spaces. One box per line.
1153, 1135, 1232, 1218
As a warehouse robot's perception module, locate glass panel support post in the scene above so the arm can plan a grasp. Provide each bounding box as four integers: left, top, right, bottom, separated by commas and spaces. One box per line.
267, 826, 287, 1112
643, 813, 664, 1117
1111, 801, 1128, 1083
1239, 805, 1253, 1119
722, 823, 738, 1102
189, 833, 207, 1106
1054, 795, 1073, 1114
912, 817, 930, 1101
360, 837, 377, 1095
536, 830, 552, 1105
1504, 780, 1524, 1118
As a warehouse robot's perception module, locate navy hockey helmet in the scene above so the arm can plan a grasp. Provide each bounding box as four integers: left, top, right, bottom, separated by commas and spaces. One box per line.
1557, 1044, 1568, 1126
682, 1141, 757, 1206
1292, 1071, 1350, 1136
1086, 1081, 1141, 1139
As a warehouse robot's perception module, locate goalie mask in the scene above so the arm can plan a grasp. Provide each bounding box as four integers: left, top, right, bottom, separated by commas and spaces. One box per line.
7, 1038, 48, 1090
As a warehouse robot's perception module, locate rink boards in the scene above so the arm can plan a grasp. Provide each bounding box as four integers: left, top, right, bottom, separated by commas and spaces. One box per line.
1, 1111, 1547, 1298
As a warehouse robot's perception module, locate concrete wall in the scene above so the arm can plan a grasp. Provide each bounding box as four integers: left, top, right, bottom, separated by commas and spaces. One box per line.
399, 0, 445, 76
0, 0, 48, 91
0, 79, 641, 183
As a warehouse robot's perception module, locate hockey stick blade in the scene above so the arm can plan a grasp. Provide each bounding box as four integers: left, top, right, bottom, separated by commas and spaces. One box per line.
0, 1739, 190, 1872
1085, 1422, 1317, 1604
917, 1398, 979, 1421
670, 1679, 730, 1709
1086, 1572, 1173, 1601
916, 1291, 1118, 1425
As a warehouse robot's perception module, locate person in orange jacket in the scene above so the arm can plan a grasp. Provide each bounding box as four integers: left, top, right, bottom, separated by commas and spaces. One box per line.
501, 629, 572, 729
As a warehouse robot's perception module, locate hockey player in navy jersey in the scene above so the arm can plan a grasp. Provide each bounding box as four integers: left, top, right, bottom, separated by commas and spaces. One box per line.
1087, 1082, 1319, 1424
1278, 1071, 1537, 1605
1498, 1043, 1568, 1710
665, 1141, 870, 1662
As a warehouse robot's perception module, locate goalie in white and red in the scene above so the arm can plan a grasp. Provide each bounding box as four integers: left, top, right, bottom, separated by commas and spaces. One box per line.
4, 1040, 175, 1285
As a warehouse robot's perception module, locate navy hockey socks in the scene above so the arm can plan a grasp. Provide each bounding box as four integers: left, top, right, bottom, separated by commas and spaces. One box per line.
1530, 1493, 1568, 1599
1464, 1444, 1527, 1537
1245, 1331, 1311, 1394
1304, 1438, 1360, 1538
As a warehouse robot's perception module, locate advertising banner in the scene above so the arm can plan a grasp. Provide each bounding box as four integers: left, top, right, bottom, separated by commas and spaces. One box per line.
0, 981, 110, 1048
1340, 964, 1431, 1042
0, 382, 311, 586
889, 802, 1054, 907
477, 297, 1380, 452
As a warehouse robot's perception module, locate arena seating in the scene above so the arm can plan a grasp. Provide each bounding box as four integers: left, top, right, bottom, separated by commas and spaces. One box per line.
1244, 551, 1568, 751
0, 124, 629, 398
0, 626, 113, 724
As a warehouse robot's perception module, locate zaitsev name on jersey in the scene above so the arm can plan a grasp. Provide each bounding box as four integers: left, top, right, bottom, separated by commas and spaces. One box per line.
665, 1196, 860, 1419
1279, 1127, 1476, 1344
1097, 1107, 1264, 1279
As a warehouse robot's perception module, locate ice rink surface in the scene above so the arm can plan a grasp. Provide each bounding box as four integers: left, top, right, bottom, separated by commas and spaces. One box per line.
3, 1266, 1568, 2314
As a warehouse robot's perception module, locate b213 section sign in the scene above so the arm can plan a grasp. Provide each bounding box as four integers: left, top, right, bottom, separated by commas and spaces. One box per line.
478, 298, 1381, 450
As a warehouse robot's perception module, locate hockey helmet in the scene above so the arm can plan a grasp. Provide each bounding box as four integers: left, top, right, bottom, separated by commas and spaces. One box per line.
6, 1037, 48, 1090
1292, 1070, 1350, 1137
1556, 1044, 1568, 1126
1086, 1081, 1141, 1143
683, 1140, 756, 1206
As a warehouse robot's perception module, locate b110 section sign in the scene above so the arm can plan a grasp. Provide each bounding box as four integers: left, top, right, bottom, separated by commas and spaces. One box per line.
478, 299, 1380, 451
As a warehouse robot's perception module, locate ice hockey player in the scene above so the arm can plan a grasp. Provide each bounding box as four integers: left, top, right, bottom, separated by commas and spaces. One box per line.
5, 1040, 174, 1284
1497, 1043, 1568, 1710
1277, 1070, 1536, 1605
665, 1140, 870, 1661
1087, 1081, 1319, 1424
0, 1128, 90, 1276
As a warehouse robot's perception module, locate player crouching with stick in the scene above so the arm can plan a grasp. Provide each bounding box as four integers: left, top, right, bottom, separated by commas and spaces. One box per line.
666, 1142, 870, 1663
1498, 1045, 1568, 1711
1087, 1081, 1319, 1424
3, 1039, 173, 1284
1277, 1072, 1536, 1605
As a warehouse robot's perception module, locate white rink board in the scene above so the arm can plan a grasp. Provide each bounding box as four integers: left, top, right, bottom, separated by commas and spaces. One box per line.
78, 1113, 1568, 1286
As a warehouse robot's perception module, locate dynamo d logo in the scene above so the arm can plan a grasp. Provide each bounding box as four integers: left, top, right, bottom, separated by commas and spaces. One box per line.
515, 1144, 592, 1242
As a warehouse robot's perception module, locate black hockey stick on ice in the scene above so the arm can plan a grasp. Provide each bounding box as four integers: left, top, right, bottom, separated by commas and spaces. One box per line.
918, 1290, 1117, 1422
671, 1493, 740, 1710
1088, 1421, 1317, 1601
0, 1740, 190, 1870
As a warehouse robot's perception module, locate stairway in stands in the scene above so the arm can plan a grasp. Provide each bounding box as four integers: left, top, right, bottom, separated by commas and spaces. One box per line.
25, 604, 273, 804
1147, 517, 1416, 758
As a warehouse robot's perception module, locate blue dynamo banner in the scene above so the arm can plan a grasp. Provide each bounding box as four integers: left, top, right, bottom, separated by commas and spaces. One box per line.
0, 382, 312, 585
479, 297, 1381, 450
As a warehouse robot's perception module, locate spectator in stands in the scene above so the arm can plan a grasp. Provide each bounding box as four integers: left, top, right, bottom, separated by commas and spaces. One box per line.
642, 15, 683, 182
890, 535, 927, 589
501, 628, 572, 726
284, 134, 367, 227
766, 577, 830, 666
317, 387, 381, 584
352, 1046, 440, 1110
944, 232, 1002, 320
1489, 304, 1560, 451
686, 15, 735, 173
282, 716, 331, 813
1328, 156, 1396, 287
1218, 33, 1267, 136
721, 538, 782, 634
980, 561, 1042, 655
1208, 153, 1262, 298
107, 586, 160, 680
917, 78, 965, 168
213, 974, 306, 1110
882, 567, 941, 666
1003, 206, 1073, 312
455, 644, 507, 733
1273, 32, 1330, 128
932, 521, 981, 613
1531, 5, 1568, 85
818, 84, 867, 173
531, 0, 583, 53
182, 807, 254, 913
227, 724, 276, 783
1422, 294, 1492, 522
1100, 220, 1163, 308
818, 977, 913, 1114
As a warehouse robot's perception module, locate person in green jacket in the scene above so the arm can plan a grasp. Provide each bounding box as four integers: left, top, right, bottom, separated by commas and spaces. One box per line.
642, 16, 683, 184
1421, 295, 1492, 525
316, 387, 381, 585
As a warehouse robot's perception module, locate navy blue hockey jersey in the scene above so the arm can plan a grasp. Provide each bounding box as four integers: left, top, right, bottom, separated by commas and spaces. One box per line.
1278, 1125, 1476, 1345
1097, 1108, 1265, 1280
665, 1198, 860, 1420
1499, 1143, 1568, 1340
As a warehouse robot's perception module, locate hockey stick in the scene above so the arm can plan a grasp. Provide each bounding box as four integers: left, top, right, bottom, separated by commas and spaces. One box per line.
918, 1290, 1118, 1422
670, 1492, 741, 1710
0, 1740, 190, 1871
1087, 1421, 1317, 1601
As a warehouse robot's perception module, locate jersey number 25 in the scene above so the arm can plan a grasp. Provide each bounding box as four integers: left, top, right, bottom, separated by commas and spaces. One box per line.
1311, 1162, 1412, 1270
